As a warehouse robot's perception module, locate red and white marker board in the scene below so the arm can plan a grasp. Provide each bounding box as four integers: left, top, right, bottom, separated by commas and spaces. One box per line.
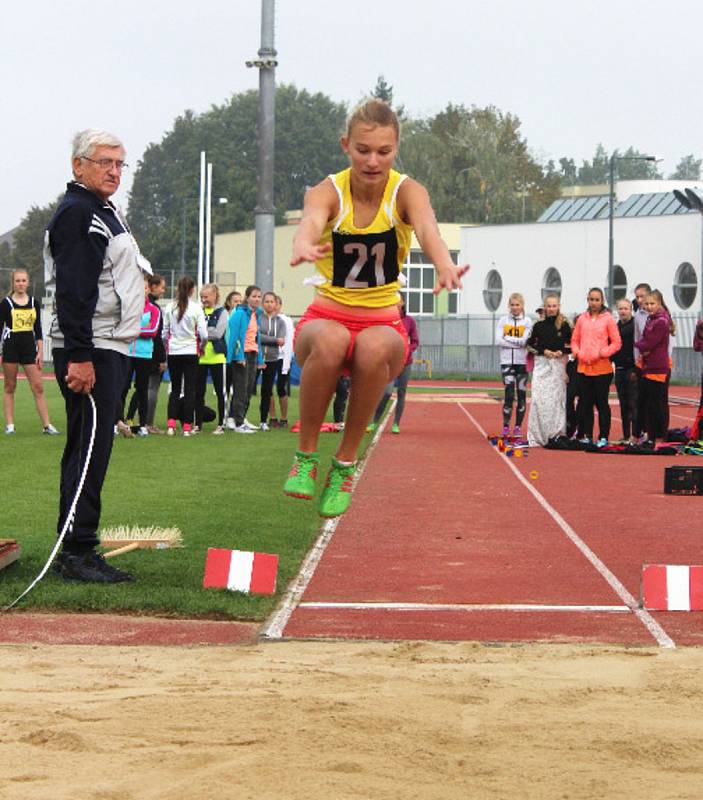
203, 548, 278, 595
0, 540, 20, 571
641, 564, 703, 611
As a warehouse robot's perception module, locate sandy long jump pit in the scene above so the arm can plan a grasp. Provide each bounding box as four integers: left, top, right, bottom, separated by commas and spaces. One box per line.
2, 639, 703, 799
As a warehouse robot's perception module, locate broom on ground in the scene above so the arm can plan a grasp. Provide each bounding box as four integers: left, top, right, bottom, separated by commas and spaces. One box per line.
99, 526, 183, 559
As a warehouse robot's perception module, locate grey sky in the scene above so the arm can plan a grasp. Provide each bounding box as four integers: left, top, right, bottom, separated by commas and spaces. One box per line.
2, 0, 701, 233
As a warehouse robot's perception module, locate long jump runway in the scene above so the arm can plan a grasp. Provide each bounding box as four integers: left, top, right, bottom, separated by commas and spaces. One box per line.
268, 392, 703, 647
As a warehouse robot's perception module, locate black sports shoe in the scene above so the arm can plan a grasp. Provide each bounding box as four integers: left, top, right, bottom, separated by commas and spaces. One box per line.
53, 550, 135, 583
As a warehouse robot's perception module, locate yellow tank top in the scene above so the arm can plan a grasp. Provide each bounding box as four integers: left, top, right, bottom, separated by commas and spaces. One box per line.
314, 168, 413, 308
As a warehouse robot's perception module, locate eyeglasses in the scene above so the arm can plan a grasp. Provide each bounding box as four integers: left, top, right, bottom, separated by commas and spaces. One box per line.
81, 156, 129, 171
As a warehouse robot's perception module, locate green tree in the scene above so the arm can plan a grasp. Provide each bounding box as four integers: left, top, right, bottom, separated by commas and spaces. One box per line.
558, 157, 577, 185
11, 197, 62, 294
576, 144, 610, 184
612, 147, 662, 180
398, 104, 561, 224
669, 154, 702, 180
371, 75, 394, 103
0, 240, 13, 271
128, 85, 348, 277
571, 144, 662, 185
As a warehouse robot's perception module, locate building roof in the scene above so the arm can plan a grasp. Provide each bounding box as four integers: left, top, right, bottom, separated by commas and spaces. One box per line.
537, 191, 697, 223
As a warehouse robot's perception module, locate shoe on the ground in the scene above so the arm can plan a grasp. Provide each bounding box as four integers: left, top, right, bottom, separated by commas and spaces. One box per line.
212, 425, 225, 435
283, 450, 320, 499
191, 425, 201, 435
234, 424, 256, 434
183, 430, 192, 437
136, 426, 149, 437
166, 427, 176, 437
43, 424, 60, 435
278, 419, 288, 429
225, 417, 236, 431
117, 420, 134, 438
366, 422, 376, 433
53, 550, 134, 583
243, 418, 258, 431
318, 458, 356, 518
512, 426, 522, 439
391, 424, 400, 434
335, 422, 345, 431
596, 437, 608, 448
147, 425, 163, 435
5, 424, 15, 435
260, 422, 270, 431
501, 425, 511, 437
269, 418, 279, 428
578, 436, 591, 444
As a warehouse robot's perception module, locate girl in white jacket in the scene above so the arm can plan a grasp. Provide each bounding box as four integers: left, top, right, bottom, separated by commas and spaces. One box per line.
496, 293, 532, 438
163, 276, 208, 436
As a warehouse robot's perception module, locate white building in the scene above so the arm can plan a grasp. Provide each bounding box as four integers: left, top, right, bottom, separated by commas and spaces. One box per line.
459, 181, 703, 329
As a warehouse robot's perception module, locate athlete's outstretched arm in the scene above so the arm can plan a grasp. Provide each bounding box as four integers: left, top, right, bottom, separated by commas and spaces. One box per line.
290, 181, 337, 266
398, 179, 470, 294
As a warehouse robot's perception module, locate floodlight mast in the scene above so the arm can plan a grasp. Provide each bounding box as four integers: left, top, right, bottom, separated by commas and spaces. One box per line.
246, 0, 277, 293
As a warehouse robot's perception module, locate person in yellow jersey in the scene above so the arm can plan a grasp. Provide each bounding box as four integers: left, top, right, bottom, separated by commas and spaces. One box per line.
195, 283, 229, 435
284, 99, 468, 518
0, 267, 59, 435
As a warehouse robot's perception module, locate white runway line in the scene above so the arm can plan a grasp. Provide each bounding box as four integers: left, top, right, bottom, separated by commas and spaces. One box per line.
261, 402, 396, 640
458, 404, 676, 649
299, 602, 629, 613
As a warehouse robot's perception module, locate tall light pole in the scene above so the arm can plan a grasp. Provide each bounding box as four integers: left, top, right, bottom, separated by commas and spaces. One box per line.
246, 0, 278, 292
607, 153, 657, 307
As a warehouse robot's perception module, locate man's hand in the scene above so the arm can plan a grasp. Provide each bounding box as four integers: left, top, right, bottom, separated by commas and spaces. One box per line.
66, 361, 95, 394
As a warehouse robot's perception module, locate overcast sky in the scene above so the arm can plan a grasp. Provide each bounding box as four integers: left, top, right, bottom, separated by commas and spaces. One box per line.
2, 0, 701, 233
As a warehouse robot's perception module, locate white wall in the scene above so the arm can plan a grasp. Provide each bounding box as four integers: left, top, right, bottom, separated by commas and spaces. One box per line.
460, 213, 703, 321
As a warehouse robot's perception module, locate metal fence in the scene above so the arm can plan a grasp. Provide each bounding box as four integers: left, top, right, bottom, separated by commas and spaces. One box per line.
412, 313, 703, 383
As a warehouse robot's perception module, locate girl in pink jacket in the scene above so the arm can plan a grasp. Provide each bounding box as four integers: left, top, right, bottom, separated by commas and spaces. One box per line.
570, 288, 621, 445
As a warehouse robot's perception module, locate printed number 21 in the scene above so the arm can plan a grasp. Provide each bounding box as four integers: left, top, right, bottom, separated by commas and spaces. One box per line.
343, 242, 386, 288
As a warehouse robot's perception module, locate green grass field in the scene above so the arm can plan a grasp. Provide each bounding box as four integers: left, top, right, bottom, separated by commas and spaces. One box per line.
1, 375, 499, 620
0, 377, 347, 621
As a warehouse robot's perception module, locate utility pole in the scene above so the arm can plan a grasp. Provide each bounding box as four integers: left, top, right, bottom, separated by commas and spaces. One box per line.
247, 0, 278, 292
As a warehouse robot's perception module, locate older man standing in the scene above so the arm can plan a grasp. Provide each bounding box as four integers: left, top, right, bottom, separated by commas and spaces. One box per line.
44, 129, 148, 583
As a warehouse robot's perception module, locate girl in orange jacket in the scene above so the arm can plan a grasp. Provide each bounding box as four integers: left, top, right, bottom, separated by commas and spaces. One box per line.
570, 287, 621, 445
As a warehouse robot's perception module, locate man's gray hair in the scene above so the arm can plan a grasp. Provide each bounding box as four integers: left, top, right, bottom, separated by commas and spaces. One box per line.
72, 129, 124, 159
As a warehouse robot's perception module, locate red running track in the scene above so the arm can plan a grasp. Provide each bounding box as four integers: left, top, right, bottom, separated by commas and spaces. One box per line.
274, 393, 703, 647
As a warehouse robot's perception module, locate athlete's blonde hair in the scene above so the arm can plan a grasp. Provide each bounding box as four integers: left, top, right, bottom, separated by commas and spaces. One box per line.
346, 99, 400, 141
508, 292, 525, 311
9, 268, 29, 292
543, 293, 569, 333
200, 282, 220, 303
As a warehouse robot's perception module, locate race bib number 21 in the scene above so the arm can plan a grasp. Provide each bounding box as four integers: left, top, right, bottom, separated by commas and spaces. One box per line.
331, 229, 399, 289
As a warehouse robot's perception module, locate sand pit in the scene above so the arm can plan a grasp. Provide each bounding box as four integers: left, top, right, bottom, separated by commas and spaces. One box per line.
1, 641, 702, 799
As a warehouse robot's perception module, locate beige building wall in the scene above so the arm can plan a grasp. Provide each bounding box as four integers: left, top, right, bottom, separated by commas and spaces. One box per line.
214, 220, 463, 317
214, 224, 318, 316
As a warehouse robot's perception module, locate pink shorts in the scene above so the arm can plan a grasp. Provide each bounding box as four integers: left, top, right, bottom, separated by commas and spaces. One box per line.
294, 301, 409, 375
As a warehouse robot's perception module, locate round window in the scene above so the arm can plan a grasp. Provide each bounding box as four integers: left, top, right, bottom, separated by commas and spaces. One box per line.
483, 269, 502, 311
541, 267, 562, 299
611, 265, 627, 301
673, 262, 697, 309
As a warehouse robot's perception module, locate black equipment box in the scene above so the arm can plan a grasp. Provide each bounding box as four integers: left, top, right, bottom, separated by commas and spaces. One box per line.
664, 466, 703, 495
